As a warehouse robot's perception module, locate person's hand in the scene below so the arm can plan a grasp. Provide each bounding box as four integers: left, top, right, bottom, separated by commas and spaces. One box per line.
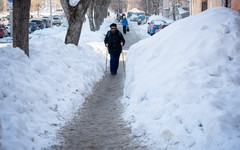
121, 42, 123, 46
106, 43, 108, 47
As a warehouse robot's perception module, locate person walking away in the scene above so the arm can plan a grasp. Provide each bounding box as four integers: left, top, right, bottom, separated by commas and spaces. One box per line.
122, 16, 128, 34
104, 23, 125, 75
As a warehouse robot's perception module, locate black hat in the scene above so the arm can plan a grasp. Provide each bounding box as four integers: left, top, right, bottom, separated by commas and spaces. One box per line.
110, 23, 117, 28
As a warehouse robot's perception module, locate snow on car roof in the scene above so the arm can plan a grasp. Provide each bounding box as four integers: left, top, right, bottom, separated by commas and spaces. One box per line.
148, 15, 174, 24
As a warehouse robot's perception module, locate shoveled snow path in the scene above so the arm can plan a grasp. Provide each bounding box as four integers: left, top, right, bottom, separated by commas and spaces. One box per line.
50, 23, 149, 149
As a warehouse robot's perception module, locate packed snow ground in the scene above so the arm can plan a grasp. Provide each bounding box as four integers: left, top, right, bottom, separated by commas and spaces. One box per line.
122, 7, 240, 150
0, 18, 114, 149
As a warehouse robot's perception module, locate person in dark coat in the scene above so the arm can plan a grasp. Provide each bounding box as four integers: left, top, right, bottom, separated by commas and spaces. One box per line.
104, 23, 125, 75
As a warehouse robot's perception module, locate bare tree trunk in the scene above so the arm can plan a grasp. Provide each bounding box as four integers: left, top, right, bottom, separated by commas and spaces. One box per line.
87, 0, 95, 31
13, 0, 31, 57
93, 0, 102, 31
103, 0, 111, 18
94, 0, 110, 30
61, 0, 91, 46
172, 1, 176, 20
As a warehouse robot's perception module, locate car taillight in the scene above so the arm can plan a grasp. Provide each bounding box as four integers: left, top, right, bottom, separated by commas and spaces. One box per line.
153, 25, 156, 28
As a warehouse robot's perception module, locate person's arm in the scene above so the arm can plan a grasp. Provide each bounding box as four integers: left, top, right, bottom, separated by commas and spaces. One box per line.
104, 32, 109, 47
120, 32, 125, 46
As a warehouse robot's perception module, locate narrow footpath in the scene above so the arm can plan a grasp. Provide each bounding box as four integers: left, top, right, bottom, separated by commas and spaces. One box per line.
50, 22, 147, 150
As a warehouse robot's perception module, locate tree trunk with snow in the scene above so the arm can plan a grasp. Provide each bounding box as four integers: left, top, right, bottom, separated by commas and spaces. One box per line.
60, 0, 91, 46
103, 0, 111, 18
94, 0, 111, 30
13, 0, 31, 57
172, 1, 176, 20
87, 0, 95, 31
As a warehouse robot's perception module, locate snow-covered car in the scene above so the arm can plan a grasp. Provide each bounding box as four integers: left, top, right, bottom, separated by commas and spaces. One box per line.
6, 23, 10, 35
147, 20, 166, 35
130, 14, 138, 21
147, 15, 174, 35
137, 15, 145, 25
29, 22, 39, 33
52, 16, 61, 26
31, 19, 44, 29
0, 18, 9, 26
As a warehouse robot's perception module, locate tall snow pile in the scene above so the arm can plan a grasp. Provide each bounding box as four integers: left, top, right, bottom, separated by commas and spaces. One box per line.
123, 7, 240, 150
0, 23, 106, 149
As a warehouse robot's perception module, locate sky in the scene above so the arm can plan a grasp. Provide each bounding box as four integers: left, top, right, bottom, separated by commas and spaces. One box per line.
0, 6, 240, 150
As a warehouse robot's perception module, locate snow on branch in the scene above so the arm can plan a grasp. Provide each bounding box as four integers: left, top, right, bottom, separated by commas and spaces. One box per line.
69, 0, 81, 6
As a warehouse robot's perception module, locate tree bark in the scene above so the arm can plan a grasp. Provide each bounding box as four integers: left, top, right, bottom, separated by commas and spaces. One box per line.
87, 0, 95, 31
94, 0, 110, 30
13, 0, 31, 57
60, 0, 91, 46
93, 1, 102, 31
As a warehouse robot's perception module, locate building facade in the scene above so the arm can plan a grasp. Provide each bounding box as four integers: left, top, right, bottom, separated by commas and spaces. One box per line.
191, 0, 240, 15
162, 0, 190, 19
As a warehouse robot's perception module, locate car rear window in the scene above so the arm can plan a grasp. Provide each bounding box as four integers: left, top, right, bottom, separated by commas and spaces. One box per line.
32, 20, 41, 23
154, 20, 166, 24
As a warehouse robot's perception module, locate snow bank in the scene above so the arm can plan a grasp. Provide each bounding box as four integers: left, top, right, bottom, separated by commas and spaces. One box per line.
123, 7, 240, 150
0, 18, 111, 149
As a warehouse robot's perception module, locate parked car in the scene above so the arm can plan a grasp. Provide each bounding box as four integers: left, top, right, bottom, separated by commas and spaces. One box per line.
147, 20, 166, 35
31, 19, 44, 29
42, 18, 51, 28
130, 14, 138, 21
52, 16, 61, 26
155, 23, 170, 33
0, 18, 9, 26
145, 15, 150, 24
29, 22, 39, 33
147, 15, 174, 35
127, 11, 133, 18
137, 15, 145, 25
42, 16, 50, 20
6, 23, 10, 35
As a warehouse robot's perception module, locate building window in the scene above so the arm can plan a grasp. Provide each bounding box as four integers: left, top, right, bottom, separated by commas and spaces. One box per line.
202, 1, 208, 11
222, 0, 231, 8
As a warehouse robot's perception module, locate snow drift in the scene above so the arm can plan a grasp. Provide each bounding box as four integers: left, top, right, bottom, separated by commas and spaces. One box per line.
0, 20, 108, 149
123, 7, 240, 150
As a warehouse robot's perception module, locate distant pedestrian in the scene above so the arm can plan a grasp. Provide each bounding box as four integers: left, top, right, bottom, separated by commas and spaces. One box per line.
104, 23, 125, 75
122, 16, 128, 34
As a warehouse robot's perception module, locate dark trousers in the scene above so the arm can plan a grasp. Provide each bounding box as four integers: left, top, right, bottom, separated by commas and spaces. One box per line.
123, 26, 126, 34
110, 53, 120, 74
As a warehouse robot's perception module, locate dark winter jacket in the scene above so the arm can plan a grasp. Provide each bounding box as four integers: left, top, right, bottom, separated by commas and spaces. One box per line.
104, 29, 125, 55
